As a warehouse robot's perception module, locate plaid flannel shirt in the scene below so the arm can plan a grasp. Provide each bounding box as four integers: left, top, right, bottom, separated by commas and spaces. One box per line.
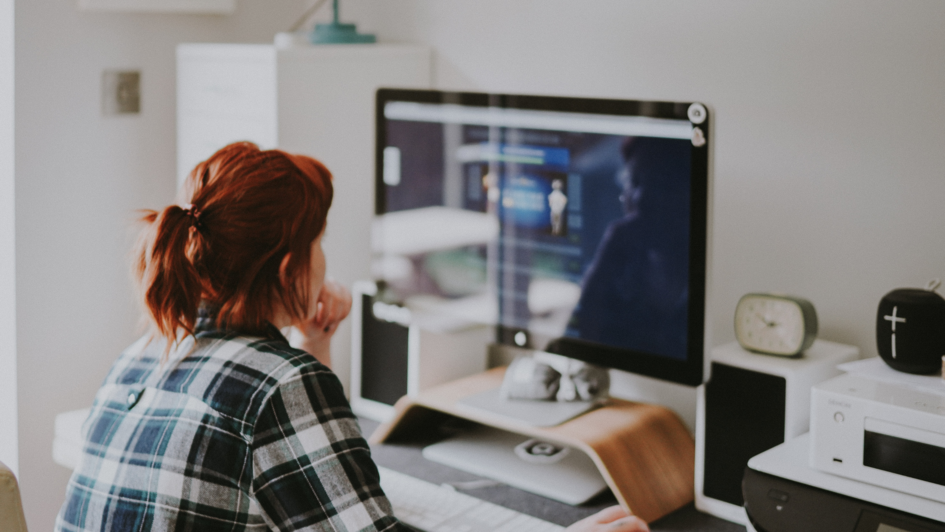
56, 315, 409, 532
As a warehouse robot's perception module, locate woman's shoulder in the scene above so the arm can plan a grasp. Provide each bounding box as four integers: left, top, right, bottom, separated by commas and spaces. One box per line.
190, 331, 347, 437
190, 328, 331, 392
101, 329, 334, 429
105, 329, 326, 381
229, 332, 338, 392
204, 326, 328, 376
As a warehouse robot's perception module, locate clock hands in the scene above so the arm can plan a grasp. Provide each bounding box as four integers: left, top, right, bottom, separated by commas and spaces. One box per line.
755, 312, 778, 328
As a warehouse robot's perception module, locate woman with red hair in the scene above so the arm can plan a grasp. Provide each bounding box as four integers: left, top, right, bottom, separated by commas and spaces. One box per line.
55, 143, 647, 532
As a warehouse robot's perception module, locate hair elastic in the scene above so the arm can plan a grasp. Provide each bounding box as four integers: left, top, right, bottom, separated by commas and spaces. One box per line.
182, 203, 203, 230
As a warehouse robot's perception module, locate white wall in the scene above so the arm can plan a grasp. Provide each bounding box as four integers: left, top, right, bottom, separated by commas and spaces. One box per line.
12, 0, 945, 526
343, 0, 945, 424
14, 1, 307, 529
0, 0, 15, 477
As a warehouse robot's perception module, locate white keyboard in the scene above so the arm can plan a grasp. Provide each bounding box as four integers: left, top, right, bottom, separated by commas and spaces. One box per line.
378, 466, 566, 532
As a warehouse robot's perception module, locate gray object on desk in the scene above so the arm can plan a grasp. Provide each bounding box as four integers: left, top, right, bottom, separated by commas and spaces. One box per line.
457, 387, 599, 427
422, 426, 608, 505
360, 417, 744, 531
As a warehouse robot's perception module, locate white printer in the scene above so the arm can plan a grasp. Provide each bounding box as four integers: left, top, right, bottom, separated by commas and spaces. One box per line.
810, 358, 945, 503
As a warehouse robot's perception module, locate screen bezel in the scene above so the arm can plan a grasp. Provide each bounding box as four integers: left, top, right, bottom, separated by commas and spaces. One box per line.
375, 88, 709, 386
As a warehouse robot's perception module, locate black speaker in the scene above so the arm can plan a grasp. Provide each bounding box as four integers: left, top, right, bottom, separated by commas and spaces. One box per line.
358, 292, 411, 408
350, 281, 491, 421
876, 287, 945, 375
695, 341, 858, 524
703, 363, 785, 507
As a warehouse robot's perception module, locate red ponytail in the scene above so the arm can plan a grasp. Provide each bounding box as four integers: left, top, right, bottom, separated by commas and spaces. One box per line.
133, 142, 333, 347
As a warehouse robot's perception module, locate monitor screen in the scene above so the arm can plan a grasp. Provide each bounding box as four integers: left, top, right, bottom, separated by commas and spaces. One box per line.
373, 89, 709, 386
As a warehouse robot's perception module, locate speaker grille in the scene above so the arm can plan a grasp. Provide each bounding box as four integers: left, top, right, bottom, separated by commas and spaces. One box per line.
360, 294, 409, 406
704, 362, 786, 506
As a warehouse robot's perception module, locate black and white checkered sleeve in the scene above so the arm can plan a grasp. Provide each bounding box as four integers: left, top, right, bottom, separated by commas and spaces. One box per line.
250, 361, 407, 532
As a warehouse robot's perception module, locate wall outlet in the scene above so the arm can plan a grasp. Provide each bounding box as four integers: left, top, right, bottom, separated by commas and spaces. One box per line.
102, 70, 140, 115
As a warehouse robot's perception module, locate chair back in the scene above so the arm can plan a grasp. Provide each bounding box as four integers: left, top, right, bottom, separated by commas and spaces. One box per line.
0, 460, 28, 532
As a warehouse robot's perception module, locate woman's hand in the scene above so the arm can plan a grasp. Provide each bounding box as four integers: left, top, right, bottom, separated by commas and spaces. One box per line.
565, 506, 649, 532
297, 279, 352, 368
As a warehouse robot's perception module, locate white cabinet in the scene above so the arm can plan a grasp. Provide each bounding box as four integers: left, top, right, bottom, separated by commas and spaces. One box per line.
177, 43, 432, 393
177, 44, 279, 182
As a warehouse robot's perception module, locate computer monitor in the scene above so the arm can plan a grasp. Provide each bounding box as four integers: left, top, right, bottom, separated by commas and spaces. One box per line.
373, 89, 710, 387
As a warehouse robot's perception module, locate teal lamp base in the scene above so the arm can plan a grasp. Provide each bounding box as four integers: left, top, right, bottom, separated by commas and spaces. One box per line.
310, 22, 376, 44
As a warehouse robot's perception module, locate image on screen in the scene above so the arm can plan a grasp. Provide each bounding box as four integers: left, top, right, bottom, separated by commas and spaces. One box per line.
373, 92, 707, 382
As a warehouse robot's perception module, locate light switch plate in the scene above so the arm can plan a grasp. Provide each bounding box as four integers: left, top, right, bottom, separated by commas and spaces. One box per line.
102, 70, 140, 115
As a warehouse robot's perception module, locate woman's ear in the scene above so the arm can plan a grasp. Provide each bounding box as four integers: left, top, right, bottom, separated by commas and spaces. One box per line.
279, 253, 292, 288
272, 253, 302, 329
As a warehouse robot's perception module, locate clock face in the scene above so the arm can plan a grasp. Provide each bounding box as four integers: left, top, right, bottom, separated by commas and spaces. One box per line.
734, 295, 808, 356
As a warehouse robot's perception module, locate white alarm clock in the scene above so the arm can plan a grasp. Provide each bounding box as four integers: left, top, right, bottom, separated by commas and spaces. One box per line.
734, 293, 818, 357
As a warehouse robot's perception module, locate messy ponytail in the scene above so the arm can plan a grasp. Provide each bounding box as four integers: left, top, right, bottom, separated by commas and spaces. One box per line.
133, 142, 333, 349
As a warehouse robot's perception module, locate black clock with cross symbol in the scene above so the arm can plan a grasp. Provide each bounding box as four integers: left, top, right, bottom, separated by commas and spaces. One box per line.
875, 286, 945, 374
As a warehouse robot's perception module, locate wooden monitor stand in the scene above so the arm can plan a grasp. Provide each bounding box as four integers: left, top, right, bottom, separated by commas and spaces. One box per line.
369, 367, 695, 523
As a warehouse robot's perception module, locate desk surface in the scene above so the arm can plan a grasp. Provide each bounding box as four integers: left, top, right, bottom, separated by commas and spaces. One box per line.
359, 417, 744, 531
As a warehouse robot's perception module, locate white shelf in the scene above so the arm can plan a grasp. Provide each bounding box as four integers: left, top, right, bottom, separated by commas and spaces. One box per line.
78, 0, 235, 14
52, 408, 89, 470
372, 207, 499, 256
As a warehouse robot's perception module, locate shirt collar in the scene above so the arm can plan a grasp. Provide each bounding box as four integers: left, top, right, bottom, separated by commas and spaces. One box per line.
194, 302, 288, 344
